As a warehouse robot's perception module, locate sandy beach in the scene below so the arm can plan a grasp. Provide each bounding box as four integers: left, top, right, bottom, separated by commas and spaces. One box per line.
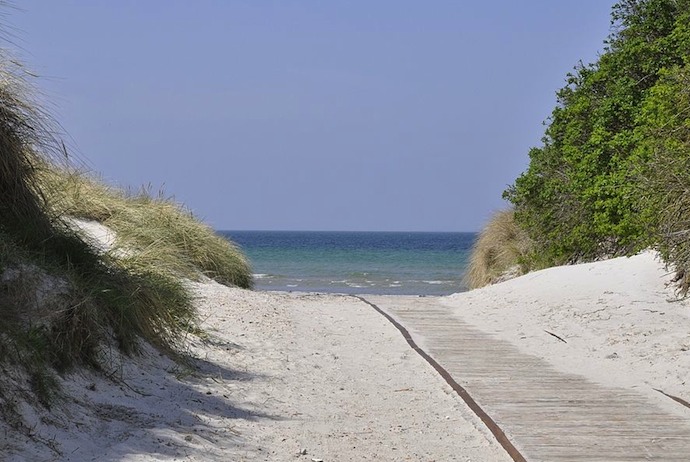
3, 251, 690, 461
2, 284, 511, 461
444, 251, 690, 409
3, 2, 688, 460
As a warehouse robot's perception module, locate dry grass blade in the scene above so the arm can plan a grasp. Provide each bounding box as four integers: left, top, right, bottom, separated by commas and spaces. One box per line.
464, 209, 534, 289
37, 165, 253, 288
0, 37, 252, 425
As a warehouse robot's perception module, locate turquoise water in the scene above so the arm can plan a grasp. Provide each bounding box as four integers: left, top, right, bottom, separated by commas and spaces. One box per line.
220, 231, 476, 296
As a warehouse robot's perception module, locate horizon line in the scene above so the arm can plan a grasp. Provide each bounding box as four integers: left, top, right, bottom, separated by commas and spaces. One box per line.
216, 229, 479, 234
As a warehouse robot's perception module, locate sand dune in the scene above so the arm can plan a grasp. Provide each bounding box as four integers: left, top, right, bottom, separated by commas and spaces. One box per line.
444, 251, 690, 411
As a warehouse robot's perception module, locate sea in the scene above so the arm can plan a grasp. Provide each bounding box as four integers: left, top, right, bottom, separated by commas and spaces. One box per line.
220, 231, 477, 296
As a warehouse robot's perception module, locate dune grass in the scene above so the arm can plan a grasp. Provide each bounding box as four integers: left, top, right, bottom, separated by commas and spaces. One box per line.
19, 165, 254, 370
464, 209, 534, 289
38, 165, 253, 288
0, 46, 253, 417
0, 51, 58, 250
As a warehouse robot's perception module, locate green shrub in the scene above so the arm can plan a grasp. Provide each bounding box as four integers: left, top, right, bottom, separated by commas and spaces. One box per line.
505, 0, 690, 264
634, 63, 690, 294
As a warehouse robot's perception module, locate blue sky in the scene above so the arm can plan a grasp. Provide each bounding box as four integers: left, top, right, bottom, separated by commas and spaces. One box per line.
12, 1, 613, 231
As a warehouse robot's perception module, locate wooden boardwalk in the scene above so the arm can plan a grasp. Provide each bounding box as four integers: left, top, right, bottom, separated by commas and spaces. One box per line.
363, 295, 690, 462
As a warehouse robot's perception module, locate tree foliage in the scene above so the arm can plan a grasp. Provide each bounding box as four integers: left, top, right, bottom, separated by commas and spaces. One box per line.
635, 62, 690, 292
505, 0, 690, 269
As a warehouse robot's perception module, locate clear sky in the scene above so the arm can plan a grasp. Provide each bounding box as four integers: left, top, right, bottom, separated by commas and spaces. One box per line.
11, 1, 614, 232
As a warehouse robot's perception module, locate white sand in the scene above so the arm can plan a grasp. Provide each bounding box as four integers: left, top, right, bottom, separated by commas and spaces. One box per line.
63, 218, 117, 254
443, 251, 690, 417
1, 284, 510, 461
2, 250, 689, 460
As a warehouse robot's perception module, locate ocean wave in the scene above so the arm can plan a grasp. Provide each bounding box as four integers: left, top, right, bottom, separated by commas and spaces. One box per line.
348, 272, 369, 277
423, 280, 447, 285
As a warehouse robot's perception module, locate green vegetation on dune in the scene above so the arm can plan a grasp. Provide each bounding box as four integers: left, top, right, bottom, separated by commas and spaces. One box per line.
0, 45, 252, 418
635, 62, 690, 292
472, 0, 690, 291
39, 166, 253, 289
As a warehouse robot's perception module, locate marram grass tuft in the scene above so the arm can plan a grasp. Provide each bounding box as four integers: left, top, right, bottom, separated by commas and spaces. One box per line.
464, 209, 534, 289
0, 43, 252, 419
37, 166, 253, 289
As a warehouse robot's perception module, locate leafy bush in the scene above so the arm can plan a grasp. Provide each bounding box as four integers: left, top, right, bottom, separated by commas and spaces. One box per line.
634, 63, 690, 294
504, 0, 690, 264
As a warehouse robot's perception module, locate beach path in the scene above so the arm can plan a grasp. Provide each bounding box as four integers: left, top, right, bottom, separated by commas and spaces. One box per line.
364, 295, 690, 462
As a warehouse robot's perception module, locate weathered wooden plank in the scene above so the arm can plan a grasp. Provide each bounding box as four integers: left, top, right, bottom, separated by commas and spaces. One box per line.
364, 295, 690, 462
